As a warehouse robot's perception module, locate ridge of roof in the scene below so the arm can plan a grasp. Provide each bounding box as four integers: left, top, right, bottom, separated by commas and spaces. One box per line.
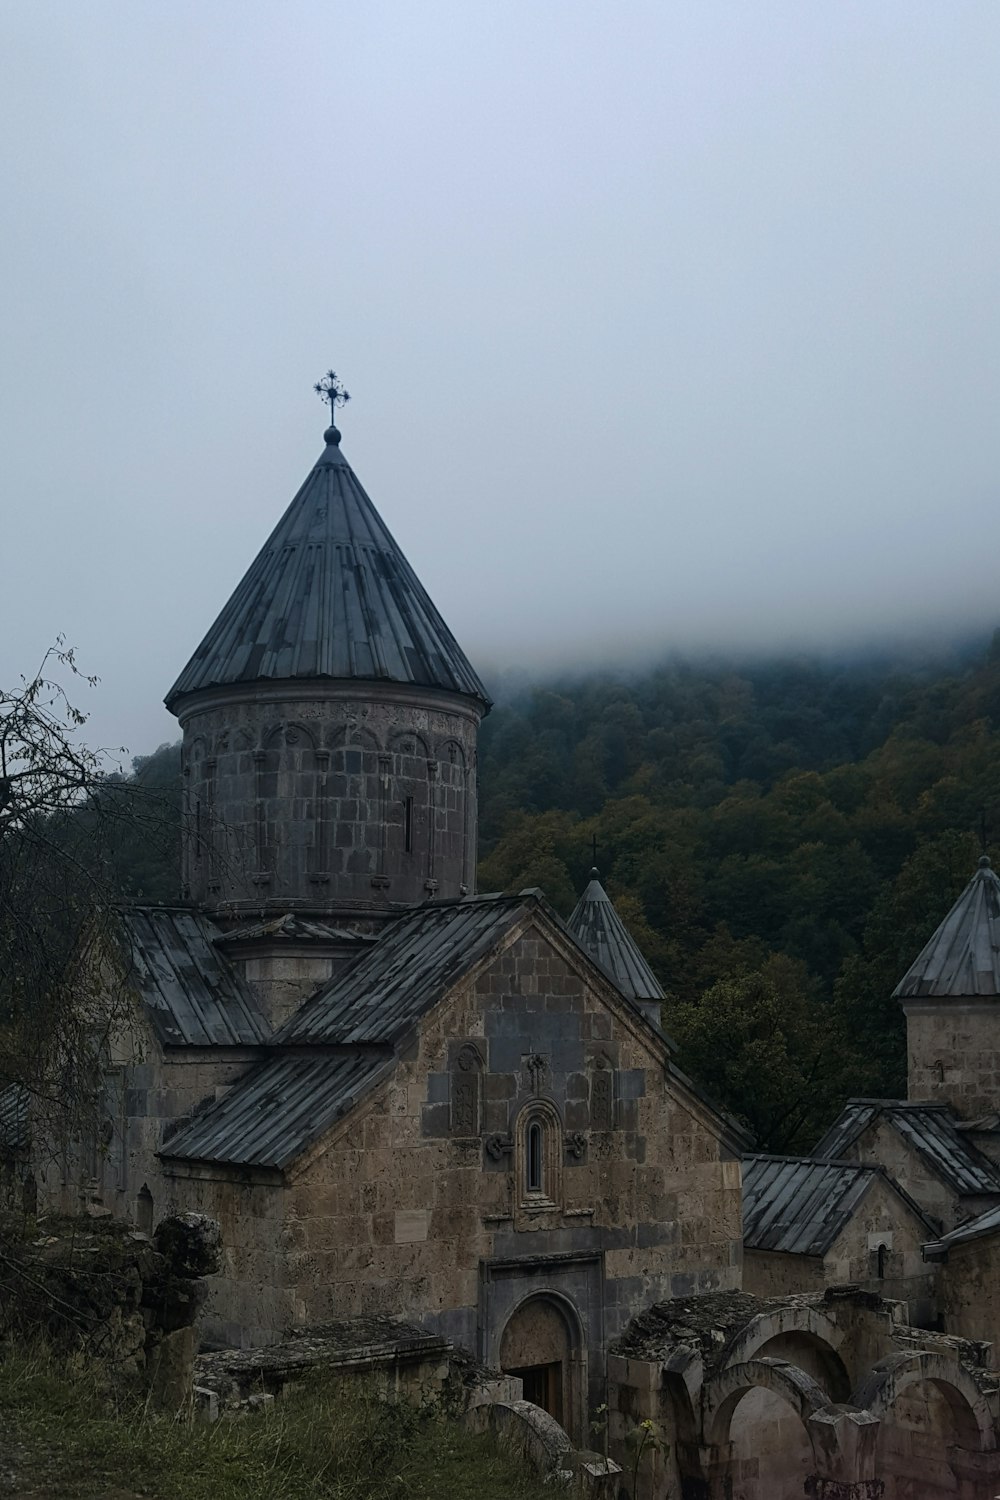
924, 1201, 1000, 1259
811, 1099, 1000, 1197
566, 870, 665, 1003
894, 857, 1000, 1000
166, 430, 491, 712
273, 893, 530, 1047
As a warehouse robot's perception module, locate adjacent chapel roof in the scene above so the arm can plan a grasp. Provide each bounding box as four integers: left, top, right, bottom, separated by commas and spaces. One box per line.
567, 870, 665, 1003
893, 856, 1000, 999
743, 1153, 934, 1256
811, 1099, 1000, 1199
165, 423, 491, 711
120, 907, 269, 1048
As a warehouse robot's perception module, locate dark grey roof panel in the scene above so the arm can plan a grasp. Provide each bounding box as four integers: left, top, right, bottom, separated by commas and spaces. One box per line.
122, 907, 270, 1047
894, 857, 1000, 999
743, 1154, 881, 1255
161, 1050, 391, 1168
0, 1085, 28, 1153
275, 895, 528, 1046
166, 434, 491, 710
812, 1100, 1000, 1197
924, 1202, 1000, 1258
567, 872, 665, 1003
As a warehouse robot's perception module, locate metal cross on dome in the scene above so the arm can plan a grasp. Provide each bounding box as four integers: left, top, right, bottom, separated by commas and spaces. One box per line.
314, 370, 351, 414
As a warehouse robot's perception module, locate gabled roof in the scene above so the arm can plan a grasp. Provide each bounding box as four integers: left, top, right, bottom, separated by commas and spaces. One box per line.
163, 889, 697, 1170
274, 894, 532, 1046
121, 907, 269, 1047
161, 1050, 392, 1168
743, 1153, 934, 1256
894, 856, 1000, 999
165, 427, 490, 711
567, 870, 665, 1003
923, 1202, 1000, 1259
812, 1099, 1000, 1198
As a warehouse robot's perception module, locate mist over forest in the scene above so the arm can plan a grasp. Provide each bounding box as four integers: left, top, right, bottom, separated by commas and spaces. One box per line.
115, 627, 1000, 1153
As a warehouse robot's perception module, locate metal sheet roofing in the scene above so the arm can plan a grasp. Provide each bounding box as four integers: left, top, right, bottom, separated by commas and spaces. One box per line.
567, 871, 665, 1003
161, 1049, 391, 1168
924, 1202, 1000, 1258
275, 894, 529, 1046
0, 1085, 28, 1153
894, 857, 1000, 999
812, 1100, 1000, 1198
122, 907, 269, 1048
166, 430, 491, 711
743, 1153, 931, 1255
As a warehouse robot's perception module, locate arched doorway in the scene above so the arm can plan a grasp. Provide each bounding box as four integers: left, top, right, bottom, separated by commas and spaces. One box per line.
499, 1295, 581, 1436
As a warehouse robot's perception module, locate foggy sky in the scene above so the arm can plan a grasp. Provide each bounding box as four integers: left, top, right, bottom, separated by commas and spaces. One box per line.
2, 2, 999, 759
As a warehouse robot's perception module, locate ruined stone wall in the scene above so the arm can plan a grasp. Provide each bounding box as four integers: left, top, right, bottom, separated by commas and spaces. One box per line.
906, 998, 1000, 1121
154, 1167, 290, 1348
163, 914, 742, 1371
176, 682, 481, 914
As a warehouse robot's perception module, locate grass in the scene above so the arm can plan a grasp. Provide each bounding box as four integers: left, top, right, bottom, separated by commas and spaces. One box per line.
0, 1343, 556, 1500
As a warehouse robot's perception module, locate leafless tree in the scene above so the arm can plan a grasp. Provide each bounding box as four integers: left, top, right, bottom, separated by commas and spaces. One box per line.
0, 641, 174, 1152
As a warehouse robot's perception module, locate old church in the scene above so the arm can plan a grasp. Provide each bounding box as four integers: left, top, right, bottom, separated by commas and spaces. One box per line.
32, 394, 745, 1442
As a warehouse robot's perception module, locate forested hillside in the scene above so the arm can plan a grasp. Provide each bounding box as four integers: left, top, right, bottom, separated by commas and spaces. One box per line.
477, 635, 1000, 1149
113, 632, 1000, 1152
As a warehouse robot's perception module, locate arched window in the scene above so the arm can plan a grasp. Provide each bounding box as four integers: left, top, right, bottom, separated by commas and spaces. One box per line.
526, 1121, 544, 1193
516, 1100, 563, 1215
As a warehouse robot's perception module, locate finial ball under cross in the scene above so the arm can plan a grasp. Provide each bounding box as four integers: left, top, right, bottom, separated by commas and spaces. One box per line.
314, 370, 351, 447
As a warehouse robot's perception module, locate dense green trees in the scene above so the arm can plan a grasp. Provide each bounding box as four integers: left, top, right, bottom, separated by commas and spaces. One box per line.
478, 642, 1000, 1147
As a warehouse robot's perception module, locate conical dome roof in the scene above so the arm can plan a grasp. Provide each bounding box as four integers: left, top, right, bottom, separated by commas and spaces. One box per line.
567, 870, 665, 1003
894, 856, 1000, 999
166, 427, 490, 711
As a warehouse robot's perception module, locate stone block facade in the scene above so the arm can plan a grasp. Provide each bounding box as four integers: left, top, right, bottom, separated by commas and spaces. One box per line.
159, 913, 742, 1441
744, 1176, 936, 1323
905, 998, 1000, 1121
176, 681, 481, 916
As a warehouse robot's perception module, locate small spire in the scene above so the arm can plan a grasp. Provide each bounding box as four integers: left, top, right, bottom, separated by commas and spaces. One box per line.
590, 834, 599, 881
314, 369, 351, 446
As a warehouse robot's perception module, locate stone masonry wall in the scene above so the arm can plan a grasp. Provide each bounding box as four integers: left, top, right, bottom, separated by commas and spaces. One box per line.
37, 1012, 259, 1238
906, 999, 1000, 1121
838, 1117, 961, 1232
743, 1248, 826, 1297
177, 683, 480, 914
937, 1232, 1000, 1353
162, 912, 743, 1366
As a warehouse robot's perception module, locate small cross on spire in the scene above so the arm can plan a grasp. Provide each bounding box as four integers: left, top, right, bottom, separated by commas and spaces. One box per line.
590, 834, 599, 879
314, 370, 351, 418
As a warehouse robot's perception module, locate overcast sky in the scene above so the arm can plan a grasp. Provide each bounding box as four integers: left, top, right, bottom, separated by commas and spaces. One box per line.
2, 2, 999, 758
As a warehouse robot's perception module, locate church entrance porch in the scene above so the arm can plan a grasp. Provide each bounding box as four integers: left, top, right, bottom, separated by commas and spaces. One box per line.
479, 1253, 601, 1446
500, 1297, 572, 1429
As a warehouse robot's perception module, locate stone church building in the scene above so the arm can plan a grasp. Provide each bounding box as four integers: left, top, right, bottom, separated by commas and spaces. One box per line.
16, 395, 1000, 1492
35, 402, 746, 1442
